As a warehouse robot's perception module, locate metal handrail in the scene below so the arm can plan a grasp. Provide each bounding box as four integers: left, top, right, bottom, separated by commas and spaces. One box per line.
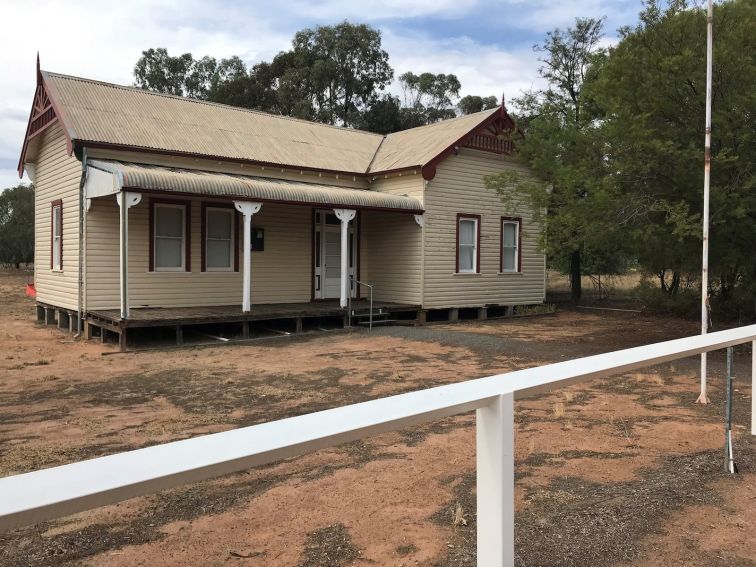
348, 277, 374, 330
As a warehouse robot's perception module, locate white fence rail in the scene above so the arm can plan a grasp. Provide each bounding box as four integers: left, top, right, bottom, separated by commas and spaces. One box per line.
1, 325, 755, 565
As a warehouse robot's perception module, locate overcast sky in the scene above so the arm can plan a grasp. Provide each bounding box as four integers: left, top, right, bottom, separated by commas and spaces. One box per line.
0, 0, 642, 189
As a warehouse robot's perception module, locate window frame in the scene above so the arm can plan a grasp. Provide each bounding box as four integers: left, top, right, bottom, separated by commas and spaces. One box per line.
50, 200, 62, 271
500, 216, 522, 273
201, 203, 238, 272
150, 200, 191, 272
456, 213, 481, 274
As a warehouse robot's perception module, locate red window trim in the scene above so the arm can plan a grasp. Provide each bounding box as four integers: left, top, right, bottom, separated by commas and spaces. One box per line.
456, 213, 481, 274
149, 198, 191, 272
201, 202, 239, 272
500, 216, 523, 273
50, 199, 62, 270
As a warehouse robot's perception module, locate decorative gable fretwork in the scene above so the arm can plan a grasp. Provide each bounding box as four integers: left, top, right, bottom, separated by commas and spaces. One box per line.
465, 133, 513, 155
27, 83, 57, 140
17, 56, 73, 178
463, 114, 515, 155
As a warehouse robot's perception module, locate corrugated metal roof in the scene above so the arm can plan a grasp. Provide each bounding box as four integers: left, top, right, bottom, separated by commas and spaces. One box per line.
368, 109, 499, 173
44, 72, 383, 174
89, 160, 424, 212
41, 72, 502, 176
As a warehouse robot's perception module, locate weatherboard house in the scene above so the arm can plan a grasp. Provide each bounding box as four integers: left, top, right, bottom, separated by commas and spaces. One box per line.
19, 63, 545, 348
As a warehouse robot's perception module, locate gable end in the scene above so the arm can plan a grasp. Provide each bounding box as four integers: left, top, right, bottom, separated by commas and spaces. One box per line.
420, 107, 517, 181
17, 58, 74, 177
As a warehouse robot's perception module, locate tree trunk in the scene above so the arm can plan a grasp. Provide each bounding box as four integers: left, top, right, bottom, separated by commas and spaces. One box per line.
570, 250, 582, 302
669, 271, 680, 295
658, 269, 667, 292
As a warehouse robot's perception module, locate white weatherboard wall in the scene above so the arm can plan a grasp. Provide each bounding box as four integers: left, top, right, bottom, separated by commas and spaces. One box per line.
364, 174, 424, 304
33, 125, 82, 311
85, 197, 311, 310
423, 148, 546, 309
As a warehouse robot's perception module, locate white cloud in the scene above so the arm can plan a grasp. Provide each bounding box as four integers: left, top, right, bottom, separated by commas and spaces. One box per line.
286, 0, 480, 21
0, 0, 637, 191
0, 0, 290, 188
384, 30, 546, 105
494, 0, 637, 33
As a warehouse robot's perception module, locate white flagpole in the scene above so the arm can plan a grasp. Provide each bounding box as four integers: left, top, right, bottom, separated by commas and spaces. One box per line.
696, 0, 714, 404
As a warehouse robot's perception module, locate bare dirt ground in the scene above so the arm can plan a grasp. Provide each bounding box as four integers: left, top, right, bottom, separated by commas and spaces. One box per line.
0, 269, 753, 567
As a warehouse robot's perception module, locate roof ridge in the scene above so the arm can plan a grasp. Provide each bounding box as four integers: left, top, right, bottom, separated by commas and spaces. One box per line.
365, 134, 388, 174
384, 107, 499, 138
42, 70, 385, 138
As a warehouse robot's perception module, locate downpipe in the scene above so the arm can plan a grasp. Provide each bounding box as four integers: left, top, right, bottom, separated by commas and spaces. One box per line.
74, 148, 87, 338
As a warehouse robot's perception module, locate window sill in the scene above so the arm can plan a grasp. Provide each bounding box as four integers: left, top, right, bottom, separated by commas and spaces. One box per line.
453, 272, 482, 276
498, 271, 523, 275
51, 268, 63, 273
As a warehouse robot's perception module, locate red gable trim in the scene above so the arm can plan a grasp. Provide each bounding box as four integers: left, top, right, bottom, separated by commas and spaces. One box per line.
421, 107, 517, 181
17, 61, 75, 178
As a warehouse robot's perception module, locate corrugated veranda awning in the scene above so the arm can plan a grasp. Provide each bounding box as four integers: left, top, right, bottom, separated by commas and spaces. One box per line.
86, 160, 424, 213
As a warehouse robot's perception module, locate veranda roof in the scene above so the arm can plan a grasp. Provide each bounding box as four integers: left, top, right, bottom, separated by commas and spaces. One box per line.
87, 160, 425, 213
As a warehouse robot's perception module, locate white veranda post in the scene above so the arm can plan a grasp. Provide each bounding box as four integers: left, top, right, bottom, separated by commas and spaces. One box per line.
234, 201, 262, 313
476, 393, 515, 566
116, 191, 141, 319
333, 208, 356, 308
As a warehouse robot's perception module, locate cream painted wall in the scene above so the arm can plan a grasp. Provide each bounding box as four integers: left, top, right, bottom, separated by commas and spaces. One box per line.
422, 148, 546, 309
85, 196, 313, 310
33, 125, 82, 310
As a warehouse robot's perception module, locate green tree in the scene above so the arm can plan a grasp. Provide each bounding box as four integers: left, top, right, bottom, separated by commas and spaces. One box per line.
0, 184, 34, 268
356, 94, 404, 134
459, 95, 498, 115
207, 60, 278, 111
514, 17, 609, 301
588, 0, 756, 315
135, 23, 394, 128
288, 21, 393, 126
398, 71, 461, 126
134, 48, 215, 98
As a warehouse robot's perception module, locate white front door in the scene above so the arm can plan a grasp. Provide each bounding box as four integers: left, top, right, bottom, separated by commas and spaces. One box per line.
323, 226, 342, 298
314, 211, 356, 299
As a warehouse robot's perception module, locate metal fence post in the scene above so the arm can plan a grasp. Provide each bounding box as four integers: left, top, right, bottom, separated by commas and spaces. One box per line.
476, 392, 515, 566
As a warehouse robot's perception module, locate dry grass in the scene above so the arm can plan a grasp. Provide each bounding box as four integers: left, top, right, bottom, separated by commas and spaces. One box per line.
451, 502, 467, 527
390, 371, 407, 382
552, 401, 566, 419
547, 270, 642, 298
631, 372, 665, 386
135, 414, 226, 437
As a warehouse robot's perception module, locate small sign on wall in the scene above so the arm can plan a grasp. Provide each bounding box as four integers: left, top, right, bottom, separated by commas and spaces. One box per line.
251, 227, 264, 251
